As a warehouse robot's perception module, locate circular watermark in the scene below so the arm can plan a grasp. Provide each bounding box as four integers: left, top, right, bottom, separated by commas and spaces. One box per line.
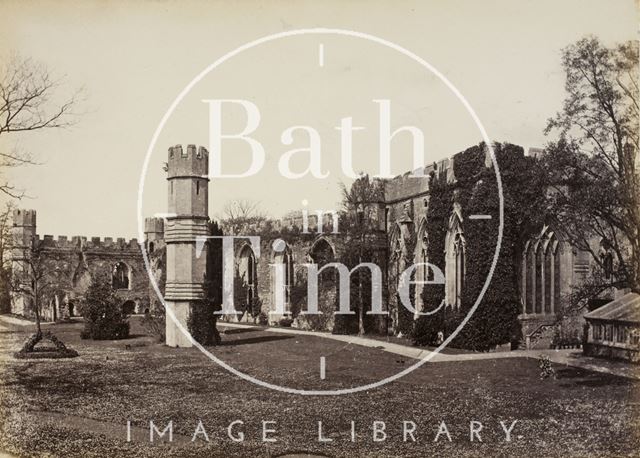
137, 28, 503, 395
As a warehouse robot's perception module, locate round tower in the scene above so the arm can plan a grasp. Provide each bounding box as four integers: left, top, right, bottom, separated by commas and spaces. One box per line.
164, 144, 210, 347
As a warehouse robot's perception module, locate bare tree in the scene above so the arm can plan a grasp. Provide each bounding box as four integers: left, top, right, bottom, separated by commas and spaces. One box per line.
11, 238, 78, 357
0, 202, 14, 269
340, 175, 386, 336
221, 199, 267, 235
0, 55, 81, 198
0, 202, 14, 312
11, 240, 54, 336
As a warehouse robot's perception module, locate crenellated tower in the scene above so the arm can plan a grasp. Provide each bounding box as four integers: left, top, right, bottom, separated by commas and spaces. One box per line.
144, 217, 165, 250
10, 209, 36, 316
164, 144, 210, 347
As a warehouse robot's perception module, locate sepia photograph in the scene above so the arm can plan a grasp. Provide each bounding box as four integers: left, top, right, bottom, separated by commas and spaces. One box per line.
0, 1, 638, 456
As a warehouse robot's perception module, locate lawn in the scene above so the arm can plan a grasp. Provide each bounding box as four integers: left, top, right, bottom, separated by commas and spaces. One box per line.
0, 317, 638, 457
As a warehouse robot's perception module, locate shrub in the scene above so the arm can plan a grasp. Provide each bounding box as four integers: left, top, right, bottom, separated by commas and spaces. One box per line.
187, 300, 220, 345
278, 317, 293, 327
15, 330, 79, 359
81, 275, 130, 340
258, 311, 268, 326
411, 311, 444, 347
141, 312, 165, 343
250, 297, 263, 322
333, 314, 359, 335
0, 265, 11, 314
538, 355, 556, 379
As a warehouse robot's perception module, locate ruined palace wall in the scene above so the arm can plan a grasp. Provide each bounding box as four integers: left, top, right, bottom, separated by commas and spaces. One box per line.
383, 157, 455, 233
31, 234, 150, 319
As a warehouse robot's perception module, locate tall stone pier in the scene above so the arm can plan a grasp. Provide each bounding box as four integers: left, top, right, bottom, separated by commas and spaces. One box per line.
164, 144, 210, 347
10, 209, 36, 317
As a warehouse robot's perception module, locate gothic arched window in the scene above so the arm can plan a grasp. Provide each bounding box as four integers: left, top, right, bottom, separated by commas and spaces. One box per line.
522, 226, 560, 315
453, 233, 465, 308
238, 245, 257, 307
445, 205, 465, 309
112, 262, 130, 290
279, 248, 294, 308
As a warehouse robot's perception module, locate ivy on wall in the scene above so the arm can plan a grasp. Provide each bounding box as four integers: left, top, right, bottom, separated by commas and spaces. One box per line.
414, 142, 547, 350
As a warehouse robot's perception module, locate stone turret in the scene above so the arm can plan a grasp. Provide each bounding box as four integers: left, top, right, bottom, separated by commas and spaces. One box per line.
10, 209, 37, 316
144, 217, 165, 243
164, 144, 210, 347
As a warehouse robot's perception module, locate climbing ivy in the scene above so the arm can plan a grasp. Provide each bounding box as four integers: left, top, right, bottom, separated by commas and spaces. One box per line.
413, 142, 547, 350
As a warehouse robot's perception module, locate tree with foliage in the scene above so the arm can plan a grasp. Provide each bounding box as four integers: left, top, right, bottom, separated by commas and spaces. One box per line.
81, 274, 129, 340
543, 37, 639, 308
340, 174, 386, 336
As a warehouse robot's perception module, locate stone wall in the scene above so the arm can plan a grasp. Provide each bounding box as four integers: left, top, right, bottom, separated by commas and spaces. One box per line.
10, 212, 152, 321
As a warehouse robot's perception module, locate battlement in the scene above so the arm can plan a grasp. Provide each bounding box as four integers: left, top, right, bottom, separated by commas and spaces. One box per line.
220, 211, 344, 237
144, 217, 165, 234
167, 144, 209, 179
384, 156, 454, 202
36, 234, 141, 251
526, 147, 544, 158
12, 209, 36, 227
383, 147, 499, 202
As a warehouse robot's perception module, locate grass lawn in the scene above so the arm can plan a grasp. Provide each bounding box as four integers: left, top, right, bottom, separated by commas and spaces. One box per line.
0, 316, 638, 457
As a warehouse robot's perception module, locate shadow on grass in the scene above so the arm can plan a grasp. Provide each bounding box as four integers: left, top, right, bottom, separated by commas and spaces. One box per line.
275, 452, 331, 458
223, 335, 294, 346
124, 334, 147, 339
220, 327, 263, 335
556, 367, 635, 387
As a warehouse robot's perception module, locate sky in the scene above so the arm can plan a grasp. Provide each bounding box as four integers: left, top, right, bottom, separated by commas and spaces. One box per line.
0, 0, 637, 239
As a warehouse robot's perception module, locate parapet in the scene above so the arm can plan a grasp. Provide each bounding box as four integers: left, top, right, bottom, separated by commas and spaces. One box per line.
383, 152, 464, 202
145, 217, 165, 234
435, 156, 456, 183
167, 144, 209, 179
13, 209, 36, 227
526, 147, 544, 158
34, 234, 141, 251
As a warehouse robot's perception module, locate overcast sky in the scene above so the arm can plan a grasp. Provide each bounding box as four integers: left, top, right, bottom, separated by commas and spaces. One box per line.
0, 0, 636, 239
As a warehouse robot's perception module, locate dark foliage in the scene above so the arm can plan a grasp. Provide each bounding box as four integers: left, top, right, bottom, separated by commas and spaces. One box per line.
413, 142, 547, 350
0, 265, 11, 313
187, 299, 220, 345
141, 311, 165, 343
14, 330, 79, 359
81, 275, 129, 340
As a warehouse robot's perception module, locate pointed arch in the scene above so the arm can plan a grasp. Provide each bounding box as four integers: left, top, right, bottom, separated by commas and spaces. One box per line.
273, 242, 295, 311
237, 243, 258, 310
444, 204, 465, 308
112, 261, 131, 290
309, 235, 336, 263
308, 235, 339, 316
522, 225, 562, 315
